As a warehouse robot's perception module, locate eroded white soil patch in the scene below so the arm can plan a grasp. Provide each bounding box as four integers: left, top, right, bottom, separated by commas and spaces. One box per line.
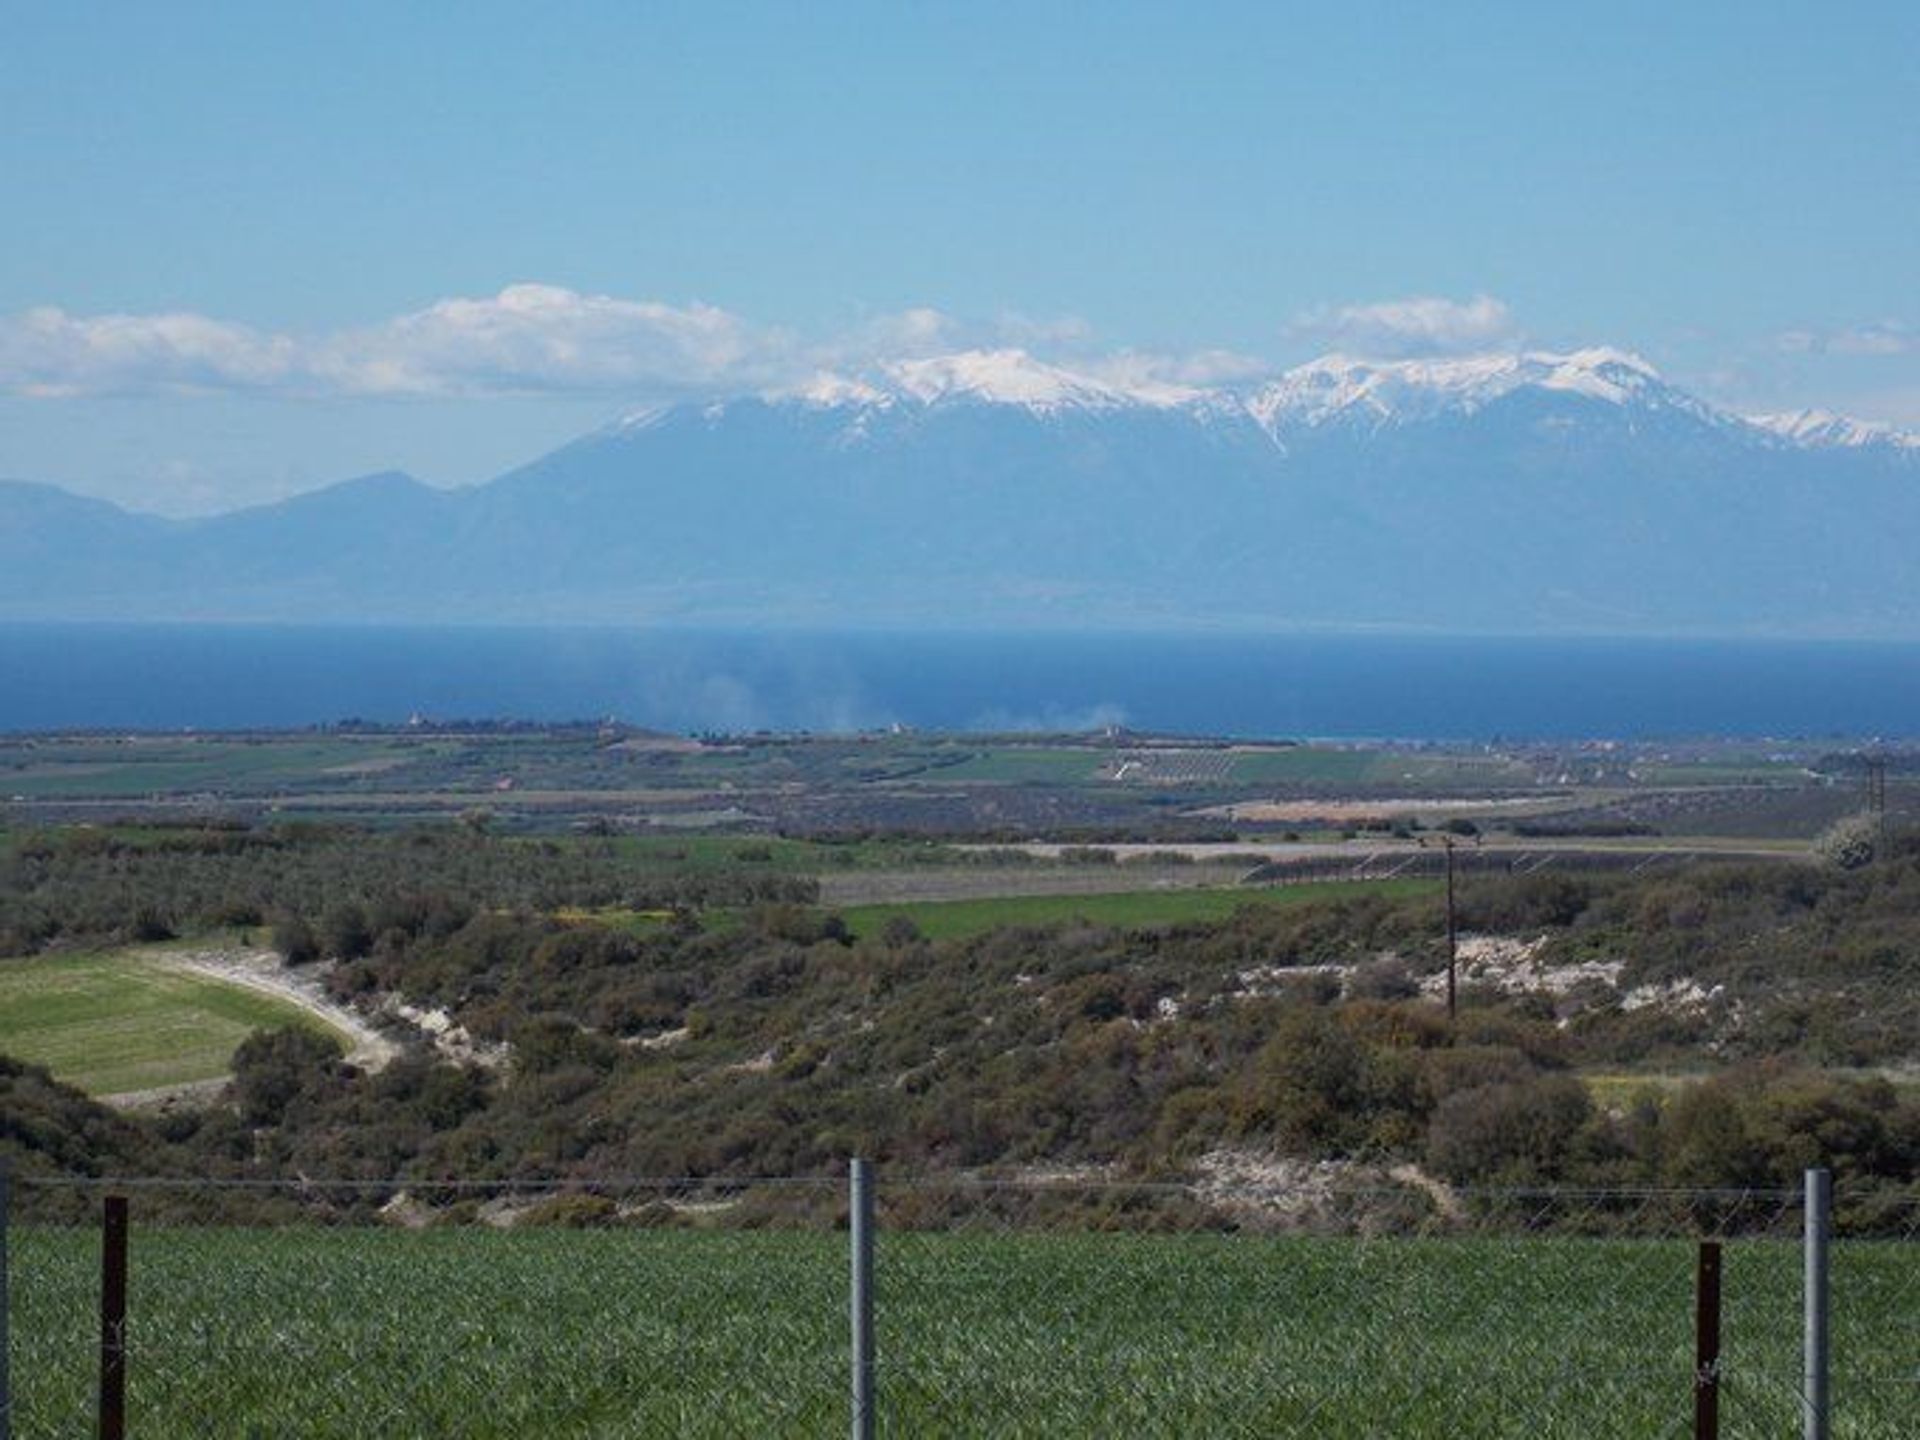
381, 998, 510, 1068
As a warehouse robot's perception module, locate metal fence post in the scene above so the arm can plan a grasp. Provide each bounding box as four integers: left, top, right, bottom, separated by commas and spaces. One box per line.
1803, 1168, 1831, 1440
1694, 1240, 1721, 1440
1, 1155, 11, 1440
850, 1158, 874, 1440
99, 1194, 127, 1440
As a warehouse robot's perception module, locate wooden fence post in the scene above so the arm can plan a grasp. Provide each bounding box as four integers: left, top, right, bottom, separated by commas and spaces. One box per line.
99, 1194, 127, 1440
1694, 1239, 1721, 1440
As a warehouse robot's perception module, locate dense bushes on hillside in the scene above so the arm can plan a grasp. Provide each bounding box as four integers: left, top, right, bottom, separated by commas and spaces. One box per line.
1539, 841, 1920, 1066
4, 825, 1919, 1204
26, 898, 1915, 1198
0, 1055, 174, 1178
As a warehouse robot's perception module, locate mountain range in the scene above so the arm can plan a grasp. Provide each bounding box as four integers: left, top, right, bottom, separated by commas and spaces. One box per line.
5, 347, 1919, 635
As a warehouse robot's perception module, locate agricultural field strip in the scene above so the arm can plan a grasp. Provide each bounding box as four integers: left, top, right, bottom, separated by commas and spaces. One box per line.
5, 732, 1825, 799
0, 949, 356, 1098
0, 740, 430, 797
5, 734, 1873, 857
1191, 794, 1580, 823
816, 864, 1258, 906
8, 1223, 1908, 1438
5, 785, 719, 807
834, 879, 1439, 941
961, 837, 1807, 862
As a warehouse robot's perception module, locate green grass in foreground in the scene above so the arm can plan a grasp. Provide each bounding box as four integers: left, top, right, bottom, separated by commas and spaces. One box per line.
840, 878, 1439, 941
0, 950, 340, 1095
9, 1225, 1910, 1438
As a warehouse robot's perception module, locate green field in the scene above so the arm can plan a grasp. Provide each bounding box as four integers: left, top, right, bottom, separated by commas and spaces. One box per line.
5, 729, 1873, 850
8, 1222, 1910, 1438
0, 736, 435, 798
839, 878, 1440, 940
924, 745, 1539, 790
607, 834, 960, 871
929, 747, 1115, 784
0, 949, 342, 1095
1221, 748, 1535, 788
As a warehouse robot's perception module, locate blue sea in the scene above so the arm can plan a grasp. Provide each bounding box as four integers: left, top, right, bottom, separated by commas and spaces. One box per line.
3, 624, 1919, 740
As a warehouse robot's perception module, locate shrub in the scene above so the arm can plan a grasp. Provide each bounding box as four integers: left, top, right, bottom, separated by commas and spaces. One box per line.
321, 902, 373, 961
271, 913, 320, 965
519, 1193, 621, 1227
1425, 1074, 1591, 1184
232, 1027, 343, 1126
128, 905, 175, 943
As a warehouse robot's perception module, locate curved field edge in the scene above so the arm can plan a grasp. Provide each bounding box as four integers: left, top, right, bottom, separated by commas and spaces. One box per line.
0, 946, 351, 1097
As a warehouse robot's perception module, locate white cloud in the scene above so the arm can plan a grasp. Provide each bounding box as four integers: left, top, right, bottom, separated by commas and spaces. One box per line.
312, 284, 792, 397
1078, 347, 1270, 391
1, 289, 1242, 403
0, 285, 796, 401
817, 307, 1096, 366
1289, 293, 1519, 359
0, 305, 297, 396
818, 306, 961, 365
1773, 321, 1910, 358
989, 310, 1096, 350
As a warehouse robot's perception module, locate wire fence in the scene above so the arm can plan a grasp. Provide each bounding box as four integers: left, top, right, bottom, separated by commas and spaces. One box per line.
1, 1165, 1913, 1438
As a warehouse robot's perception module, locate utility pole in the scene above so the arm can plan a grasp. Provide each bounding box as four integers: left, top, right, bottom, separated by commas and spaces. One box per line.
1443, 835, 1458, 1021
1865, 755, 1889, 857
850, 1158, 875, 1440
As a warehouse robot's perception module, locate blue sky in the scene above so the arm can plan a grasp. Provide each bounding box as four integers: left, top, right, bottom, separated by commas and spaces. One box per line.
2, 1, 1915, 512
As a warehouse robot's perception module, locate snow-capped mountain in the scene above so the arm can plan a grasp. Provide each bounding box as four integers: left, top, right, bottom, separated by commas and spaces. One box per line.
1242, 348, 1716, 433
755, 348, 1206, 415
734, 344, 1904, 448
885, 349, 1201, 411
1744, 408, 1920, 452
6, 347, 1920, 634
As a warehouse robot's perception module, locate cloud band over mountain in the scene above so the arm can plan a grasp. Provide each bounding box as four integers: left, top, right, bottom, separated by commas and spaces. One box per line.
5, 285, 1915, 446
0, 286, 1155, 402
0, 286, 783, 400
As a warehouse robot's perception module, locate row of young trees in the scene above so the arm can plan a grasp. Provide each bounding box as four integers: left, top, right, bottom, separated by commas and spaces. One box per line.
0, 822, 815, 956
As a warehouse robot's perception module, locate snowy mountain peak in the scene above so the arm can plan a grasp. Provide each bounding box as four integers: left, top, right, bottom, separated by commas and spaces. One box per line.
778, 371, 897, 409
1745, 408, 1920, 452
615, 346, 1914, 457
1247, 347, 1678, 433
763, 349, 1202, 416
887, 348, 1129, 410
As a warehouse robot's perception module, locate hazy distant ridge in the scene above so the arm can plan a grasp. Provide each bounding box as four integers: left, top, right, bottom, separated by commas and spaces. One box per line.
7, 348, 1919, 635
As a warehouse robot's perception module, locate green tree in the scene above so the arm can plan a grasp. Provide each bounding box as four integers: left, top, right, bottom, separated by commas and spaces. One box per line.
271, 912, 320, 965
232, 1027, 342, 1126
